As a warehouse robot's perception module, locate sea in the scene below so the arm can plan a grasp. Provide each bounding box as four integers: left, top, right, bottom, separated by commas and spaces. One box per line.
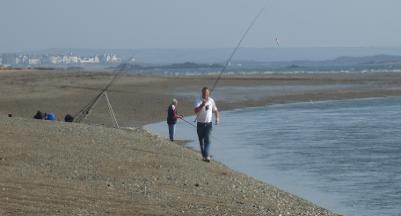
144, 96, 401, 216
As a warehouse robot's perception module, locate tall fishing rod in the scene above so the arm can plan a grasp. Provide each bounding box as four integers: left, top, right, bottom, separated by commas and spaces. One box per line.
73, 63, 128, 123
209, 7, 265, 95
189, 7, 265, 124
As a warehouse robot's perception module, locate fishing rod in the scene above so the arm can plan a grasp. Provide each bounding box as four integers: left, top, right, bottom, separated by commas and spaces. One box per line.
209, 7, 265, 95
190, 7, 265, 124
177, 113, 224, 143
73, 63, 128, 123
179, 115, 197, 128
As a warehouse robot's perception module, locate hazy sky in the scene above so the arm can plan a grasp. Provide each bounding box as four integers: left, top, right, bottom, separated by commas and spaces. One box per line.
1, 0, 401, 52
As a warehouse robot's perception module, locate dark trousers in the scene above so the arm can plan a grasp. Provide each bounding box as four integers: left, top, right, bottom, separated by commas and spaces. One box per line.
168, 123, 175, 141
197, 122, 213, 158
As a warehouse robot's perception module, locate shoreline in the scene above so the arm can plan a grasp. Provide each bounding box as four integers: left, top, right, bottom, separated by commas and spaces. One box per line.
144, 95, 401, 215
2, 70, 401, 215
145, 93, 401, 126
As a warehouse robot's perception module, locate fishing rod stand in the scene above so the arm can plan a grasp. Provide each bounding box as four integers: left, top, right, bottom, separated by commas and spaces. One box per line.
103, 91, 120, 129
79, 91, 120, 128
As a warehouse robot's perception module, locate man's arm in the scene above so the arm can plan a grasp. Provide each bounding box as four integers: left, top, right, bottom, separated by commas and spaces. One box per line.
213, 107, 220, 125
173, 109, 182, 119
194, 100, 206, 114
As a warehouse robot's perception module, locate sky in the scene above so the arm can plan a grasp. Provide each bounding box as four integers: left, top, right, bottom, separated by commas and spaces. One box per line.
1, 0, 401, 53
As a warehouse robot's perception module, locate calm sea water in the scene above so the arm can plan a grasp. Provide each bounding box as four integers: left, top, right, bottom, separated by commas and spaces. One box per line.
145, 97, 401, 216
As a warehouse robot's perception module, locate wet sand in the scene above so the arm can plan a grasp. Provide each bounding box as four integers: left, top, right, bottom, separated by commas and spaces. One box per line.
2, 69, 401, 215
1, 70, 401, 127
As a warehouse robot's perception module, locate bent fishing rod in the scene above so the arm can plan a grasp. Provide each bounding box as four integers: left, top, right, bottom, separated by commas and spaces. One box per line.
210, 7, 265, 95
182, 7, 265, 126
73, 63, 128, 123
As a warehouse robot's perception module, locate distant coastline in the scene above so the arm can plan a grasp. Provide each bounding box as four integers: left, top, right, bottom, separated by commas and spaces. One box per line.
3, 49, 401, 75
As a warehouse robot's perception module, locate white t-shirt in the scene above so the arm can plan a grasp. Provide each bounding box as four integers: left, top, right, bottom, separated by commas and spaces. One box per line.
194, 97, 217, 123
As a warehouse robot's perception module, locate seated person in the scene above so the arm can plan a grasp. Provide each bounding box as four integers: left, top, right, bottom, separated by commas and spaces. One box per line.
33, 111, 44, 120
45, 112, 57, 121
64, 114, 74, 122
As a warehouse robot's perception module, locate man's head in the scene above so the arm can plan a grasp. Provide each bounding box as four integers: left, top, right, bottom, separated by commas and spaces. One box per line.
201, 87, 209, 100
172, 98, 178, 106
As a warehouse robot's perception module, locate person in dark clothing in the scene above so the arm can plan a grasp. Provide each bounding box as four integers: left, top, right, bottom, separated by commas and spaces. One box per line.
167, 98, 183, 141
64, 114, 74, 122
33, 111, 45, 120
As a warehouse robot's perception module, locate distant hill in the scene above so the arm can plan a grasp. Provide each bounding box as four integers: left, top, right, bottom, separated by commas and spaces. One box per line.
332, 55, 401, 66
112, 55, 401, 74
232, 54, 401, 72
114, 62, 223, 72
291, 54, 401, 69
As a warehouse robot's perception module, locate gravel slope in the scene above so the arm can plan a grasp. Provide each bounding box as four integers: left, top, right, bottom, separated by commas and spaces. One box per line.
0, 116, 338, 215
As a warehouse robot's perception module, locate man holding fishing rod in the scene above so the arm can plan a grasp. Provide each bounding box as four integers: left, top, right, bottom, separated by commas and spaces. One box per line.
194, 87, 220, 162
167, 98, 184, 142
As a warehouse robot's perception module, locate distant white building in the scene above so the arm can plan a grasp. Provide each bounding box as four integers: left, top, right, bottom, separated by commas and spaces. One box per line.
49, 56, 63, 64
63, 55, 79, 64
29, 58, 41, 65
21, 55, 29, 64
79, 55, 101, 64
15, 55, 30, 65
110, 54, 121, 63
111, 55, 121, 63
16, 56, 21, 65
103, 53, 122, 64
105, 54, 111, 63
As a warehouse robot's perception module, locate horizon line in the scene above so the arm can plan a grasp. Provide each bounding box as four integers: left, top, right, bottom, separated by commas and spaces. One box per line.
3, 45, 401, 54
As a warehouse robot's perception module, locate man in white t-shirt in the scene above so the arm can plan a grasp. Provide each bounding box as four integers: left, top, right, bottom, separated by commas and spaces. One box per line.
194, 86, 220, 162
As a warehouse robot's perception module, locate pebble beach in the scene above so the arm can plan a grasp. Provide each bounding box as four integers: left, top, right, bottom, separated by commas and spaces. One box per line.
3, 69, 401, 215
